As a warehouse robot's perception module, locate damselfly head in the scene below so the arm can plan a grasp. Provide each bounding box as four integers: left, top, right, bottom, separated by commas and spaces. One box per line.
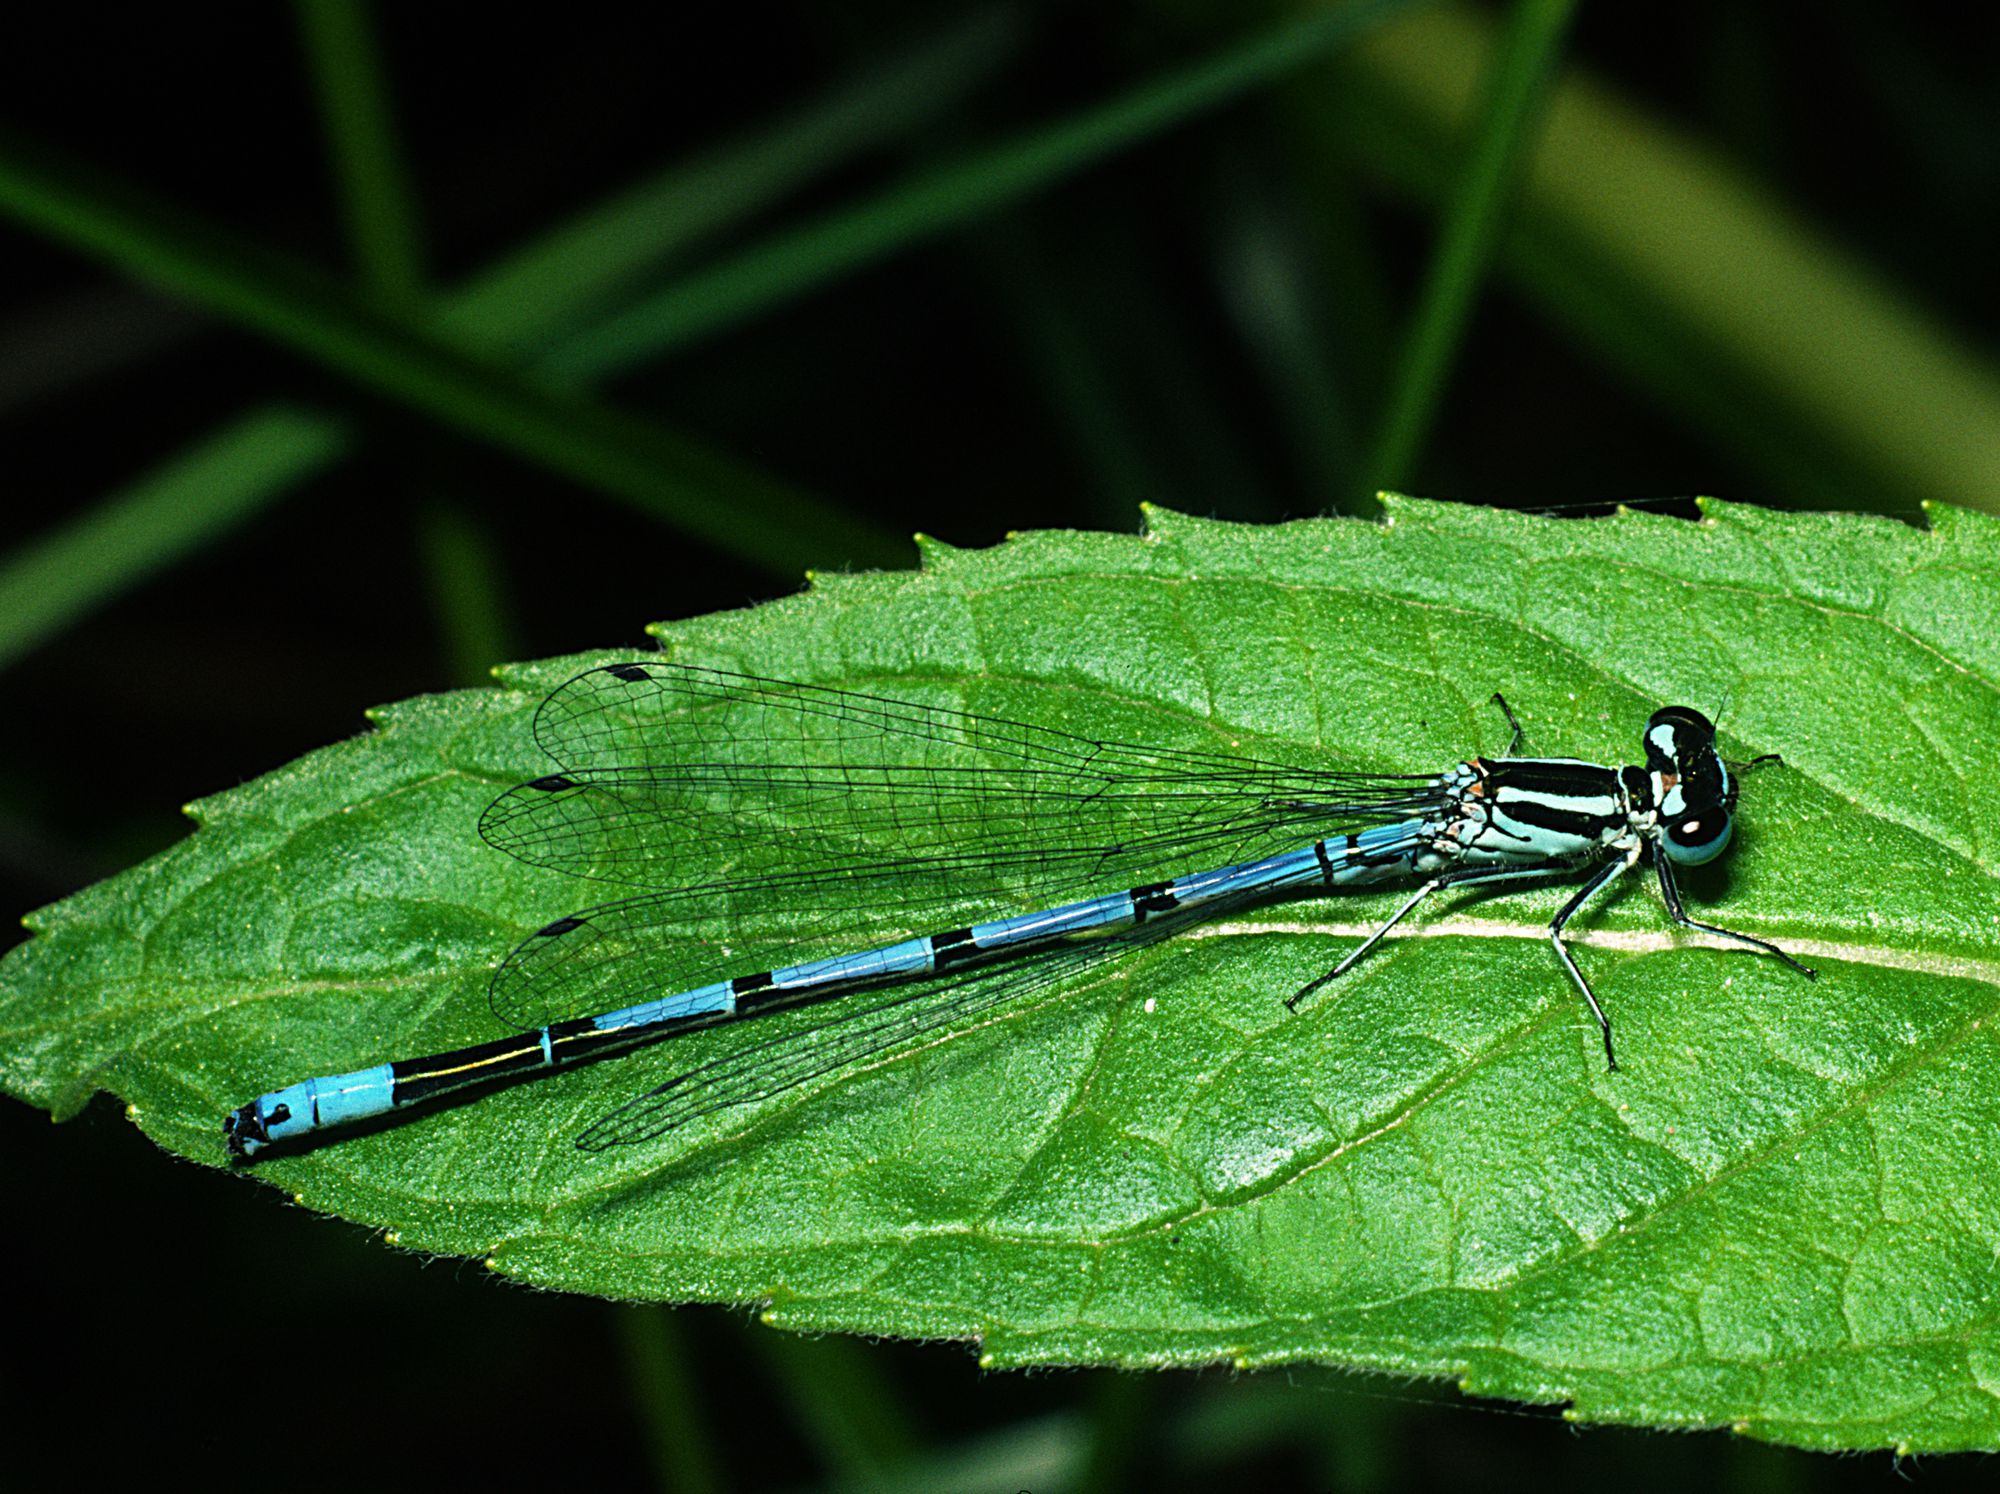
1646, 706, 1735, 864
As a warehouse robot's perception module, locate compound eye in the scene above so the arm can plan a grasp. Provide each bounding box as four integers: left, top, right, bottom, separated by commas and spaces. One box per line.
1663, 811, 1733, 865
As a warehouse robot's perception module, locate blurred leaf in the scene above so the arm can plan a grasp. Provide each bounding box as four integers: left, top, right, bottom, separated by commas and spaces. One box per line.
444, 8, 1023, 357
541, 0, 1422, 381
0, 129, 899, 572
0, 13, 1015, 665
5, 497, 1999, 1453
0, 406, 352, 674
615, 1308, 722, 1494
1326, 3, 2000, 515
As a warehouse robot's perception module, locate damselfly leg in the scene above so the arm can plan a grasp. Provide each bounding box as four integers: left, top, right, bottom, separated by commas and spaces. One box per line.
1283, 861, 1586, 1014
1490, 692, 1526, 757
1653, 855, 1817, 979
1545, 849, 1641, 1070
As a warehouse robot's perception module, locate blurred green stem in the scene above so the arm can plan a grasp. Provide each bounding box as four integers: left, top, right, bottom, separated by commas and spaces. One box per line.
1330, 1, 2000, 515
1075, 1372, 1154, 1494
1364, 0, 1578, 501
416, 504, 512, 687
616, 1306, 722, 1494
294, 0, 426, 300
748, 1327, 919, 1483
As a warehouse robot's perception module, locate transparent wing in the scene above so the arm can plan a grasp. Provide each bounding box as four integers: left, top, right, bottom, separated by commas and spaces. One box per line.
573, 893, 1266, 1150
484, 663, 1453, 1030
480, 661, 1447, 895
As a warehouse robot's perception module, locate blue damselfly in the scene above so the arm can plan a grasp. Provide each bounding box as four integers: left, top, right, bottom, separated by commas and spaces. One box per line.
224, 663, 1813, 1157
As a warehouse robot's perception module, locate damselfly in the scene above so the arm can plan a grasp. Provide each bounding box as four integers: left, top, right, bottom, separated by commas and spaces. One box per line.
224, 663, 1814, 1157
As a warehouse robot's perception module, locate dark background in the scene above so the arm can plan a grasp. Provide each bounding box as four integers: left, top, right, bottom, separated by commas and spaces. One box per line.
3, 2, 1996, 1488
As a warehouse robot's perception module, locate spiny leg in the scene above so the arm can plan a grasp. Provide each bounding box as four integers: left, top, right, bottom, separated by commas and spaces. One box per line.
1286, 861, 1581, 1013
1548, 851, 1640, 1071
1654, 855, 1816, 979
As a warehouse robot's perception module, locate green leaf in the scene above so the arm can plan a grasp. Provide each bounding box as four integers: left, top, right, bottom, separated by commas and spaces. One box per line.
5, 496, 1998, 1454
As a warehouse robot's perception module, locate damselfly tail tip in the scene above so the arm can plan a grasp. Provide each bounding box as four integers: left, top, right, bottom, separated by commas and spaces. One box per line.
222, 1103, 268, 1159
